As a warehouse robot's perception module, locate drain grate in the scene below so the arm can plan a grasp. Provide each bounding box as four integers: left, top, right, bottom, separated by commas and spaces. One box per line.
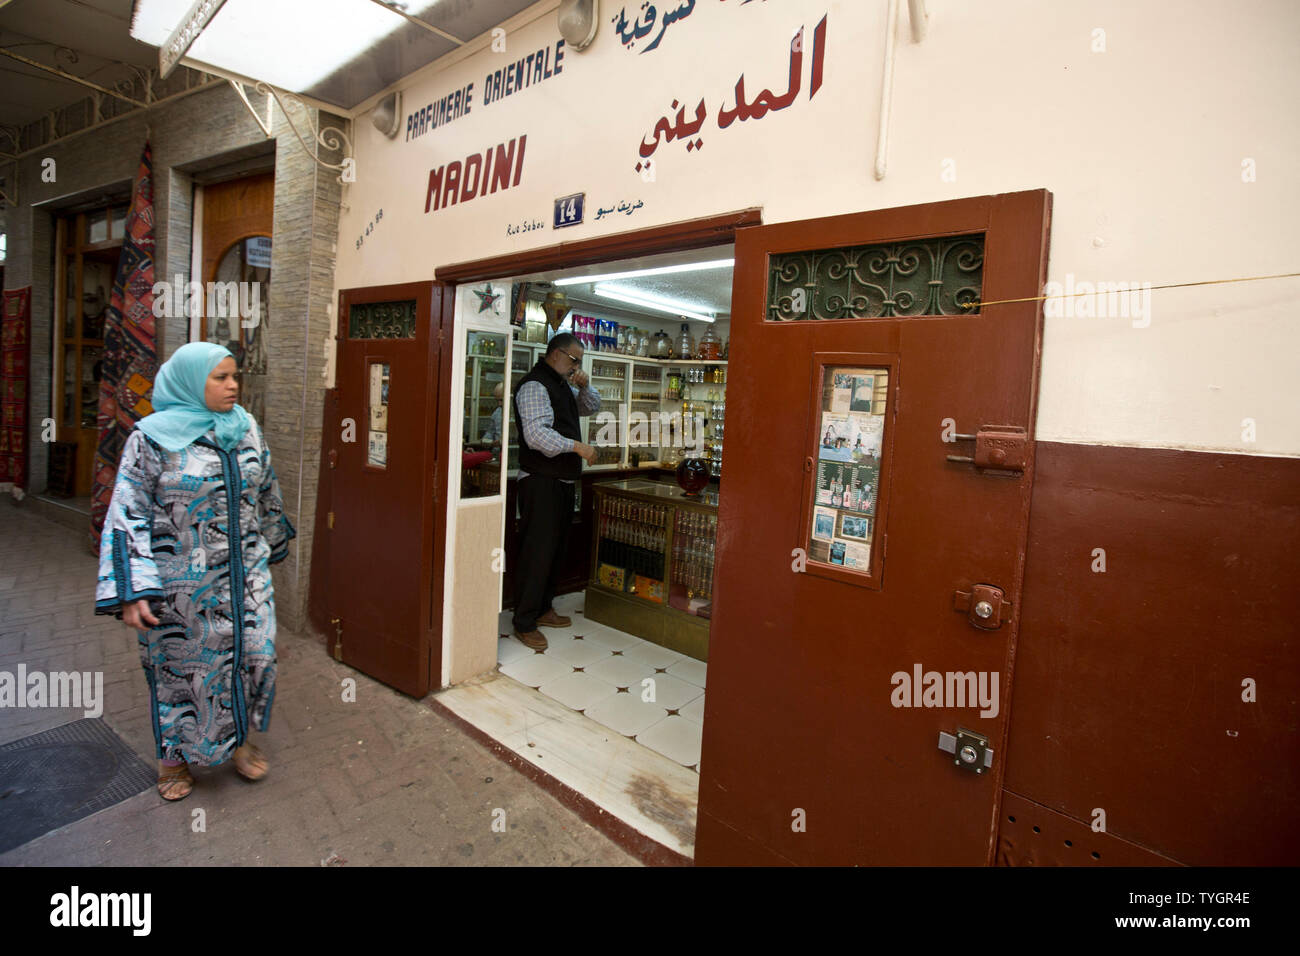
0, 718, 155, 854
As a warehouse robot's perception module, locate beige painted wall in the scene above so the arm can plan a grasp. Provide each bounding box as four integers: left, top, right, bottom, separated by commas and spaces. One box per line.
331, 0, 1299, 457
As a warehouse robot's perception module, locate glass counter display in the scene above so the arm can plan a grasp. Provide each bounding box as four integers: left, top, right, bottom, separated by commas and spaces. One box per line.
586, 478, 720, 662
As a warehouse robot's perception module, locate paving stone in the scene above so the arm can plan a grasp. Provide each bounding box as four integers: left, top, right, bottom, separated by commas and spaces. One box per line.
0, 377, 639, 869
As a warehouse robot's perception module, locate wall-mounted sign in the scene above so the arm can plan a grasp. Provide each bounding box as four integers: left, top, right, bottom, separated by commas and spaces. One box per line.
245, 236, 272, 268
424, 134, 527, 213
554, 192, 585, 229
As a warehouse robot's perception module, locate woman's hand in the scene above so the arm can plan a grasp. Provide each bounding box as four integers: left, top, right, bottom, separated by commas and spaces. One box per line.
123, 599, 160, 630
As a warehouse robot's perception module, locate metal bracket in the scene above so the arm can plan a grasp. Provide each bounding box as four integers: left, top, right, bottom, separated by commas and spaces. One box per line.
939, 728, 994, 773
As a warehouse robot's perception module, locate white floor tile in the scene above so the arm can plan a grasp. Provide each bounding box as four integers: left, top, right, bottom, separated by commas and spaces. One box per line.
542, 635, 615, 668
585, 655, 657, 689
538, 671, 621, 712
585, 693, 671, 736
499, 652, 573, 688
553, 592, 585, 614
624, 640, 688, 669
577, 624, 645, 652
636, 715, 703, 767
667, 657, 707, 688
497, 636, 533, 666
678, 694, 705, 724
643, 673, 704, 710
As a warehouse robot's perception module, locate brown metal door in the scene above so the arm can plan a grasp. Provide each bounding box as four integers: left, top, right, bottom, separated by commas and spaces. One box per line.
321, 281, 451, 697
696, 190, 1052, 865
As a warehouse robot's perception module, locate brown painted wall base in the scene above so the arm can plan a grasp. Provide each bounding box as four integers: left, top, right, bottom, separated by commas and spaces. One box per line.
1004, 441, 1300, 866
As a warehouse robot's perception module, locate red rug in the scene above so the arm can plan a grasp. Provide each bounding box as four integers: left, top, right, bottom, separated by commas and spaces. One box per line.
90, 141, 157, 553
1, 286, 32, 490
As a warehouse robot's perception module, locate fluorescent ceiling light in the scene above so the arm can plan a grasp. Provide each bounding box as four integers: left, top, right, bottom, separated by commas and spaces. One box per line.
132, 0, 443, 92
554, 259, 734, 287
594, 285, 716, 323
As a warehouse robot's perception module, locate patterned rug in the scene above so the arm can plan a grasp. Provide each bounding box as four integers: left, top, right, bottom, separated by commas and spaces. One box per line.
90, 141, 158, 554
0, 286, 31, 490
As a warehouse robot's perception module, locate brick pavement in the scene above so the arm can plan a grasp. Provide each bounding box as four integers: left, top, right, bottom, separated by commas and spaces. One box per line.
0, 498, 639, 866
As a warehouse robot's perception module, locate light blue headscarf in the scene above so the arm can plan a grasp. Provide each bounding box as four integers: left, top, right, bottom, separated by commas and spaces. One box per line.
136, 342, 252, 451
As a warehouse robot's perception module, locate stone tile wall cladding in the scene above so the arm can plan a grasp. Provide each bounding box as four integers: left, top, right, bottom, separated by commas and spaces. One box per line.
3, 73, 343, 635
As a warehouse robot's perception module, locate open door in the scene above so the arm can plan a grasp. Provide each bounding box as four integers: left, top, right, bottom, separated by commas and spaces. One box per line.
696, 190, 1052, 864
315, 281, 452, 697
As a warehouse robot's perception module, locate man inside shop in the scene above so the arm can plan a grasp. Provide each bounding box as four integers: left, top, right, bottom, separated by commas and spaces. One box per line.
512, 332, 601, 650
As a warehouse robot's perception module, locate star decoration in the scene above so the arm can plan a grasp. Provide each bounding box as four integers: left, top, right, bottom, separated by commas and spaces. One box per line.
472, 283, 501, 313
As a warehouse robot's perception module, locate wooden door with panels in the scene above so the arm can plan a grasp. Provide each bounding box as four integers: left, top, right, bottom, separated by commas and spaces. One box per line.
696, 190, 1052, 865
314, 281, 453, 697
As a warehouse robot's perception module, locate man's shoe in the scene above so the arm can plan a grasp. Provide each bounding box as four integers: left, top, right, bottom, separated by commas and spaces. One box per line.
515, 629, 548, 650
536, 608, 572, 628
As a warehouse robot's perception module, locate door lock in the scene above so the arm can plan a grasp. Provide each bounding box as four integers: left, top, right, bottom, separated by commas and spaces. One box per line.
945, 425, 1028, 474
953, 584, 1011, 630
938, 728, 994, 773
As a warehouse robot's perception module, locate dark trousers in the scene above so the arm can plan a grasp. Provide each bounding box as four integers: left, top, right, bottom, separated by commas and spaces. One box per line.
513, 475, 575, 632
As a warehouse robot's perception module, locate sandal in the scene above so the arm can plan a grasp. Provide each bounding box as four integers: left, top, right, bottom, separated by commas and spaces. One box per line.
232, 743, 269, 782
157, 762, 194, 801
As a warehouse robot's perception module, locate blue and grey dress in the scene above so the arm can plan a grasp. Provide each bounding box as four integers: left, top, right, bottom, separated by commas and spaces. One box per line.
94, 419, 296, 766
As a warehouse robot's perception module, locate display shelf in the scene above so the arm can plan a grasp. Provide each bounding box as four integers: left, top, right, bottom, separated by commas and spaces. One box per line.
586, 478, 719, 662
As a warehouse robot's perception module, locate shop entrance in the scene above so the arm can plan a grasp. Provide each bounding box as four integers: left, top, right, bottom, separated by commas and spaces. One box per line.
429, 195, 1049, 863
311, 281, 453, 697
696, 190, 1052, 865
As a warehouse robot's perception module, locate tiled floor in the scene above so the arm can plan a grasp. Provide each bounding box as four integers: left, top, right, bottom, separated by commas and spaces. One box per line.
498, 592, 706, 771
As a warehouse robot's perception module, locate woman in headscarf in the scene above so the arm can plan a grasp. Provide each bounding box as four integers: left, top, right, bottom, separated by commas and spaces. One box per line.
95, 342, 296, 800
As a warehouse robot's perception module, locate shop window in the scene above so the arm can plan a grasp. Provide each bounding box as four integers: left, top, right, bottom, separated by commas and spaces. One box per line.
462, 330, 507, 498
347, 299, 417, 339
800, 358, 894, 588
767, 234, 984, 320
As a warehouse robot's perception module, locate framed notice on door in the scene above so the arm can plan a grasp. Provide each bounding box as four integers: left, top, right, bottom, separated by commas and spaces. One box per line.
799, 353, 896, 589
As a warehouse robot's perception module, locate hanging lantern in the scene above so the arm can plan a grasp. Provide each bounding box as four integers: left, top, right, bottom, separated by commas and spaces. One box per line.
542, 289, 569, 331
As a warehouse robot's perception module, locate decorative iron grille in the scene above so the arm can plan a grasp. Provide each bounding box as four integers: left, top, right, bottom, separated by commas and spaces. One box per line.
348, 299, 417, 338
767, 235, 984, 320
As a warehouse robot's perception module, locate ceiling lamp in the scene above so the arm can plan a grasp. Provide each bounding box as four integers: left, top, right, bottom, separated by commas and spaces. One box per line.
594, 285, 716, 323
553, 258, 734, 287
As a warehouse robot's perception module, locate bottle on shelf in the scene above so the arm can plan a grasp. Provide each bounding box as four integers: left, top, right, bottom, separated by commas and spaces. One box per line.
699, 325, 720, 360
676, 323, 694, 362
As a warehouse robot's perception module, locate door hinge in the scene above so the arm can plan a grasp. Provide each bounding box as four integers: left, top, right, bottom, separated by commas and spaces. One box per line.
327, 511, 334, 529
330, 617, 343, 661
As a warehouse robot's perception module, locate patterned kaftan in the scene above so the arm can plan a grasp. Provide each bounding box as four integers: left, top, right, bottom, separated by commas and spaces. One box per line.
94, 418, 296, 766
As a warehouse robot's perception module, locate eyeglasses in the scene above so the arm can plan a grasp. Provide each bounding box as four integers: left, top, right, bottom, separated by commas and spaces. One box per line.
561, 350, 582, 365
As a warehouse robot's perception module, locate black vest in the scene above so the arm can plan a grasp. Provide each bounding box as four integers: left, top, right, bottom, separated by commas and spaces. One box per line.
514, 358, 582, 479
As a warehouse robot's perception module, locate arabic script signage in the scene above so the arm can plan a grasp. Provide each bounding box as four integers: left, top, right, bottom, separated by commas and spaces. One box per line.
634, 14, 827, 170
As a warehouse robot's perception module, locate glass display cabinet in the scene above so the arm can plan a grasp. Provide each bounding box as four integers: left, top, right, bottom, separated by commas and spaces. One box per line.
586, 477, 720, 662
462, 330, 507, 497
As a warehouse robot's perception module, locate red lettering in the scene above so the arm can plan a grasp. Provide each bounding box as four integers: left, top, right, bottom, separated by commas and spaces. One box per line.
443, 160, 462, 206
490, 140, 514, 193
513, 134, 526, 187
424, 166, 443, 212
462, 153, 483, 201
